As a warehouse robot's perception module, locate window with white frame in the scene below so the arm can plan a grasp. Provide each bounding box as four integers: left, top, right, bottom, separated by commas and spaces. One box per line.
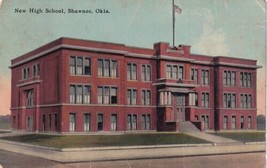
111, 114, 117, 131
240, 72, 251, 87
127, 114, 137, 130
142, 90, 151, 105
189, 93, 198, 106
248, 116, 252, 129
191, 68, 198, 83
70, 56, 91, 75
22, 67, 30, 79
98, 59, 117, 77
127, 89, 137, 105
69, 85, 91, 104
201, 70, 209, 85
223, 71, 236, 86
141, 64, 151, 81
240, 94, 252, 108
142, 114, 151, 130
224, 116, 228, 129
127, 63, 137, 80
69, 113, 76, 132
26, 90, 34, 107
33, 64, 40, 77
98, 86, 117, 104
84, 113, 91, 132
231, 116, 236, 129
223, 93, 236, 108
201, 92, 209, 107
76, 85, 83, 104
97, 114, 104, 131
166, 64, 183, 79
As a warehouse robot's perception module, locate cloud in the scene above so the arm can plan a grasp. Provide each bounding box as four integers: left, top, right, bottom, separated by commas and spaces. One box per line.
193, 9, 230, 56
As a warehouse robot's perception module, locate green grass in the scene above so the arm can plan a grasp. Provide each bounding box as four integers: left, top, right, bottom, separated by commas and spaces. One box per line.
0, 122, 10, 130
210, 132, 265, 142
0, 133, 209, 148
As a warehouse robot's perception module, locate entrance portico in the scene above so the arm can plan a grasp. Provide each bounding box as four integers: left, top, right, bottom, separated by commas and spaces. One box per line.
156, 80, 199, 131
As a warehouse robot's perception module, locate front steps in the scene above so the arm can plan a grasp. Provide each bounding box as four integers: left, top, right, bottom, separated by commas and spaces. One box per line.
178, 121, 200, 132
178, 121, 240, 144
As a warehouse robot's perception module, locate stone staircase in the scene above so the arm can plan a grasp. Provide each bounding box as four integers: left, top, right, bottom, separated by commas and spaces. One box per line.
178, 121, 200, 132
179, 121, 241, 144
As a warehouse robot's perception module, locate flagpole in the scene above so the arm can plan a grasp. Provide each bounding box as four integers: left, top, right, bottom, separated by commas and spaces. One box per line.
172, 0, 175, 47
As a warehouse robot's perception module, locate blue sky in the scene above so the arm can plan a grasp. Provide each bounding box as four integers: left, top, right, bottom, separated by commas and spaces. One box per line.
0, 0, 265, 115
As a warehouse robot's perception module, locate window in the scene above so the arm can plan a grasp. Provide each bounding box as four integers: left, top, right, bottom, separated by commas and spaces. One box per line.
240, 94, 252, 109
70, 56, 91, 75
248, 116, 252, 129
142, 90, 151, 105
70, 85, 76, 103
189, 93, 198, 106
127, 63, 137, 80
69, 85, 91, 104
166, 65, 183, 79
223, 71, 236, 86
223, 93, 236, 108
191, 69, 198, 83
195, 93, 198, 106
98, 59, 117, 77
70, 56, 76, 74
22, 67, 30, 79
241, 116, 244, 129
49, 114, 52, 131
159, 92, 173, 106
98, 86, 118, 104
127, 114, 137, 130
84, 85, 91, 104
231, 116, 236, 129
26, 90, 34, 107
69, 113, 76, 132
97, 114, 103, 131
84, 114, 91, 132
33, 64, 40, 77
111, 114, 117, 131
201, 92, 209, 107
76, 85, 83, 104
42, 114, 46, 131
127, 89, 137, 105
54, 113, 58, 131
84, 58, 91, 75
142, 64, 151, 81
201, 70, 209, 85
224, 116, 228, 129
240, 72, 252, 87
201, 115, 209, 129
142, 114, 151, 130
77, 57, 83, 75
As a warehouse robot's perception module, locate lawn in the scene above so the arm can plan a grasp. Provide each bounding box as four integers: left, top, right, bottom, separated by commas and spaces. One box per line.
0, 122, 10, 130
210, 132, 265, 142
0, 133, 209, 148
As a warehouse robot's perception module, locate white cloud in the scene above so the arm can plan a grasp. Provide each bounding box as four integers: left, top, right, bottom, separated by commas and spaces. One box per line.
193, 9, 230, 56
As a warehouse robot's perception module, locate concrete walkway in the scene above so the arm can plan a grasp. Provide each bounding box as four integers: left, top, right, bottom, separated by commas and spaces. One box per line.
0, 139, 264, 163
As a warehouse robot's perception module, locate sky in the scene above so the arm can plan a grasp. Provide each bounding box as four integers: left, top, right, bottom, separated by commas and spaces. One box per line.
0, 0, 265, 115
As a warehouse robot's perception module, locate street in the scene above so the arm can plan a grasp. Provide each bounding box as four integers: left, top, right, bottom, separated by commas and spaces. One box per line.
0, 149, 265, 168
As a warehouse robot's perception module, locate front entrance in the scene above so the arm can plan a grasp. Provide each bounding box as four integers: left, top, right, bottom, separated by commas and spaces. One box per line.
175, 93, 185, 122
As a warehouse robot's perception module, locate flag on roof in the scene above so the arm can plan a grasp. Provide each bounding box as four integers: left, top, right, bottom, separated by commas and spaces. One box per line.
174, 5, 182, 14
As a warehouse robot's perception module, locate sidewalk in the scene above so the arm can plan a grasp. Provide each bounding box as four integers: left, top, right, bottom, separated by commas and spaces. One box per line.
0, 138, 264, 163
